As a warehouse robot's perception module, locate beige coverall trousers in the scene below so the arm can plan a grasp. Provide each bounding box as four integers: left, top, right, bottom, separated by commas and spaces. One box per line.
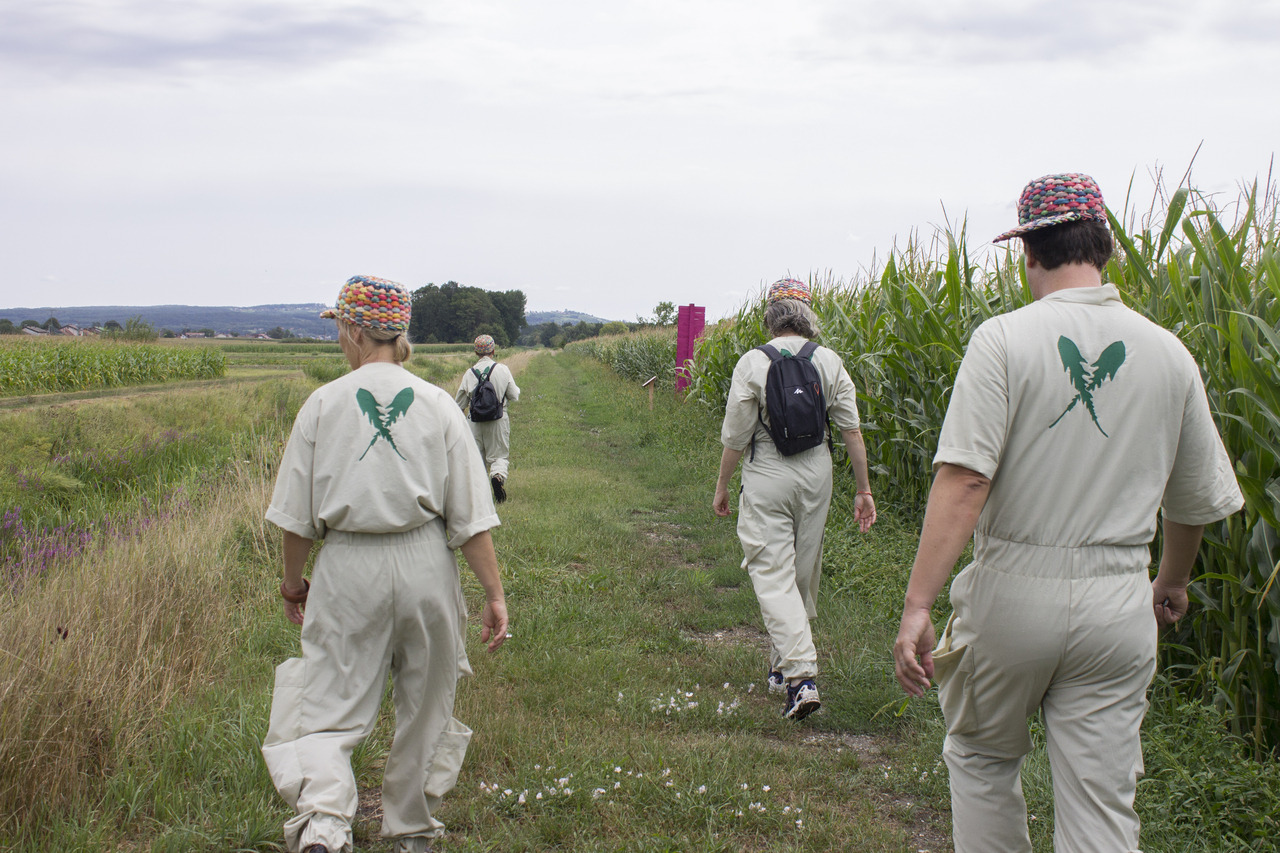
936, 537, 1157, 853
469, 416, 511, 481
261, 522, 473, 853
737, 439, 832, 680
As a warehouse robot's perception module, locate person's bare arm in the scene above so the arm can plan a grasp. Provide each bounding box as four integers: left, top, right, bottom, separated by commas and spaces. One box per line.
281, 530, 314, 626
1151, 519, 1205, 628
713, 446, 745, 517
459, 530, 508, 651
841, 428, 877, 532
893, 464, 991, 696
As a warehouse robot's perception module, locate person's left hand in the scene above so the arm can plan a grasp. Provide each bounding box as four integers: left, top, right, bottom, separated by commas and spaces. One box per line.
854, 493, 877, 533
893, 608, 936, 698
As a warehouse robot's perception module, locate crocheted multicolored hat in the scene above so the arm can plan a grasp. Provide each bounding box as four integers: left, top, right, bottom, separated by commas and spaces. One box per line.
993, 173, 1108, 242
320, 275, 411, 332
474, 334, 496, 356
766, 278, 812, 305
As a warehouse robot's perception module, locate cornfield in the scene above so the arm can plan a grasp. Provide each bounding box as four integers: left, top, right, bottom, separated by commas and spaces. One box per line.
0, 340, 226, 395
679, 179, 1280, 753
568, 329, 678, 387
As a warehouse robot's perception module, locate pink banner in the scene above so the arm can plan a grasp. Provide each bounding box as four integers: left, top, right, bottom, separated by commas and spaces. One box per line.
676, 304, 706, 393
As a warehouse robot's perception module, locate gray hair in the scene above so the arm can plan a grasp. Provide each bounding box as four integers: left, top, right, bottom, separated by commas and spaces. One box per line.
764, 299, 821, 338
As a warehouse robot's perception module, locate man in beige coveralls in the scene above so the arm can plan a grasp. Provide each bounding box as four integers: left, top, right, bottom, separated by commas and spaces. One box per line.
893, 174, 1242, 853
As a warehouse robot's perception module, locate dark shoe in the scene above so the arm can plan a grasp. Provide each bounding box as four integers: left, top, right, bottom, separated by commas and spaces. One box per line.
491, 476, 507, 503
783, 679, 821, 720
766, 670, 786, 695
303, 846, 330, 853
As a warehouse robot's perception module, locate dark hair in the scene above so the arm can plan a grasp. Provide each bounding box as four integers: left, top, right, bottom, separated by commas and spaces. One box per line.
1020, 219, 1114, 271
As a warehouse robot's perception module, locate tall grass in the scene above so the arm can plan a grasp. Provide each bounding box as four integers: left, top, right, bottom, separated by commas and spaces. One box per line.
0, 381, 307, 827
680, 178, 1280, 751
0, 444, 289, 827
0, 339, 226, 395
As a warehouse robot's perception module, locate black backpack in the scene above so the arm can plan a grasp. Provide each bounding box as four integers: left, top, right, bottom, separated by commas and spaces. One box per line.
469, 365, 503, 422
755, 341, 829, 456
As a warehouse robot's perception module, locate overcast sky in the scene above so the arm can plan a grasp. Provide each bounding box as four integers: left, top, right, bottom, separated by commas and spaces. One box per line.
1, 0, 1276, 321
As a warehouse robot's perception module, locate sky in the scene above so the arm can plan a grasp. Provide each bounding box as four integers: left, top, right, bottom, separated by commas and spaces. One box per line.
1, 0, 1277, 322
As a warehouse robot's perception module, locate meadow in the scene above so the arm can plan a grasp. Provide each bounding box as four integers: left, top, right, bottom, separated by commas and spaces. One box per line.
1, 334, 1276, 850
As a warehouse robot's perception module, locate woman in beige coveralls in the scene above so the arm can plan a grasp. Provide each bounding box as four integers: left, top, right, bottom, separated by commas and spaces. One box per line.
262, 276, 508, 853
455, 334, 521, 503
713, 278, 877, 719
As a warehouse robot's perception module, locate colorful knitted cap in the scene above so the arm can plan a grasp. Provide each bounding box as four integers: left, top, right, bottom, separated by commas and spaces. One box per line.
474, 334, 496, 356
993, 173, 1108, 242
766, 278, 812, 305
320, 275, 411, 332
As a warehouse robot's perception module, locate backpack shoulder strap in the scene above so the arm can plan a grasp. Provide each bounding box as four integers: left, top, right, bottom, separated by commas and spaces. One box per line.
755, 344, 782, 362
472, 367, 487, 382
797, 341, 819, 360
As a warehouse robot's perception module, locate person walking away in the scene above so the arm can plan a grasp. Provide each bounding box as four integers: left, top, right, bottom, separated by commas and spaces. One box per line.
892, 174, 1243, 853
455, 334, 521, 503
262, 275, 509, 853
713, 277, 877, 720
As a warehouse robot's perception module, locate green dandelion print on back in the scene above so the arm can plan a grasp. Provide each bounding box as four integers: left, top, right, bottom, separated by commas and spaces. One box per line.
356, 387, 415, 460
1049, 336, 1126, 436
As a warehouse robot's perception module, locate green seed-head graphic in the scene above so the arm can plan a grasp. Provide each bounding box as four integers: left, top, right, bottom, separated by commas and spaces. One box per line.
1049, 336, 1126, 436
356, 387, 415, 460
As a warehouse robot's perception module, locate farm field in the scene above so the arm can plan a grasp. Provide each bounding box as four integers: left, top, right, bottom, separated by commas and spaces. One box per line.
3, 344, 1277, 851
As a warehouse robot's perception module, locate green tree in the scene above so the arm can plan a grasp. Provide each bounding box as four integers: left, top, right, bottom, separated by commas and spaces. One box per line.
490, 290, 527, 345
653, 301, 676, 326
43, 317, 61, 332
600, 321, 628, 335
0, 319, 15, 335
121, 316, 157, 341
410, 281, 528, 344
103, 320, 123, 332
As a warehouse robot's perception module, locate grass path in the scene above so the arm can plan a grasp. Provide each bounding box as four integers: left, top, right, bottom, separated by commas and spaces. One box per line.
3, 350, 952, 852
342, 351, 951, 852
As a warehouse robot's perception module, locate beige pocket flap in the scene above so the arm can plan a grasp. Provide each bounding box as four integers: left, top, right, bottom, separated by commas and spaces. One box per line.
424, 717, 474, 798
930, 613, 970, 683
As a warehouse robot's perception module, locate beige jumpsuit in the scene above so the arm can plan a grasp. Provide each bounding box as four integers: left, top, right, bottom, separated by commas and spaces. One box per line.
720, 335, 863, 680
455, 356, 521, 481
263, 362, 499, 853
933, 286, 1242, 853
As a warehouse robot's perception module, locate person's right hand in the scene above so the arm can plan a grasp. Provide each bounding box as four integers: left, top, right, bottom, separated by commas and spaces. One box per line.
1152, 579, 1189, 628
893, 608, 936, 698
713, 484, 731, 517
481, 598, 509, 651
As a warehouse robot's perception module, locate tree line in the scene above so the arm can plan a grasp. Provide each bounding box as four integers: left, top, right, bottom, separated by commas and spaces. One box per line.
2, 288, 678, 347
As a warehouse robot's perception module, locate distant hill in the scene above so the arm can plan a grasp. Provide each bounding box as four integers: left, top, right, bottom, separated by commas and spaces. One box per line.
0, 304, 334, 338
525, 310, 611, 326
0, 304, 615, 338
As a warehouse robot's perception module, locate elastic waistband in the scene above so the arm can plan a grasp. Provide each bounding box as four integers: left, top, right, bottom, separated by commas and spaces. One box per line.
973, 532, 1150, 579
324, 516, 446, 548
